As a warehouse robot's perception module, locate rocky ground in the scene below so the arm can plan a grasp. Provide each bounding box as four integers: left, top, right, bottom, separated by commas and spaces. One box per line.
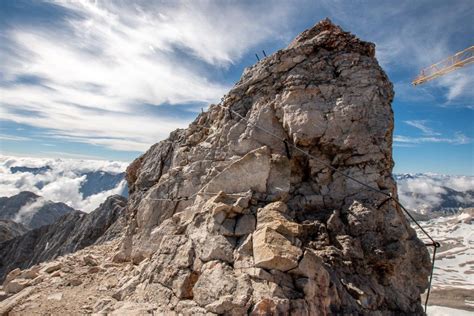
0, 240, 141, 315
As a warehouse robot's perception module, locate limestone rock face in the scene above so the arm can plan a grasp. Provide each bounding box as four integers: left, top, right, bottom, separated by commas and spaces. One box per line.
110, 18, 431, 315
0, 18, 431, 316
108, 19, 432, 315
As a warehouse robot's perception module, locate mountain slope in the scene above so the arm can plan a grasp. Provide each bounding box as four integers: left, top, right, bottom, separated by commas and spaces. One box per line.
0, 191, 75, 230
0, 195, 127, 281
414, 209, 474, 311
0, 220, 28, 243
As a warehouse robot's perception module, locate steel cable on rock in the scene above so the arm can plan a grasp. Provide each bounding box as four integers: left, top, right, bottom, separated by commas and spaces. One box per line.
217, 103, 439, 312
142, 102, 439, 312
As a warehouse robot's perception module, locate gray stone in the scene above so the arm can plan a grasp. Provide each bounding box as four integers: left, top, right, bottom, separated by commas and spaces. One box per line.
235, 214, 256, 236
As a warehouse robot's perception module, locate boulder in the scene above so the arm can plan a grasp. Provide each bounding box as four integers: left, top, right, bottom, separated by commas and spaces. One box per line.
4, 279, 29, 294
41, 262, 63, 274
253, 227, 303, 271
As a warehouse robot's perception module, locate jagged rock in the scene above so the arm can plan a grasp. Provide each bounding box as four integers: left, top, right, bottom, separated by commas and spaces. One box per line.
41, 262, 63, 274
256, 202, 301, 237
253, 227, 303, 271
3, 269, 21, 285
251, 297, 290, 316
92, 297, 116, 313
112, 275, 139, 301
47, 292, 63, 301
193, 261, 252, 314
107, 18, 432, 315
0, 19, 431, 315
3, 279, 29, 294
19, 267, 40, 280
83, 255, 99, 266
235, 214, 256, 236
113, 18, 430, 315
67, 278, 83, 286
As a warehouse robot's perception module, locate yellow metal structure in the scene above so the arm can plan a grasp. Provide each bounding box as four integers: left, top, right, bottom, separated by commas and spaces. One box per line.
412, 45, 474, 85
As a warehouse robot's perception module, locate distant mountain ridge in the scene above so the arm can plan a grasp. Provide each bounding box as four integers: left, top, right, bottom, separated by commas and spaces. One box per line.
0, 195, 127, 281
79, 171, 127, 198
10, 166, 52, 175
394, 173, 474, 217
8, 165, 127, 198
0, 191, 75, 230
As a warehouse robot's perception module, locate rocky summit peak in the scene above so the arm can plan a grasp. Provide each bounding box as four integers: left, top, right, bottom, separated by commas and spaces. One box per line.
1, 19, 430, 315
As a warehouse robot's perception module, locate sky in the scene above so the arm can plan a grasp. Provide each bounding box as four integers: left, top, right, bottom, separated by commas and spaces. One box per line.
0, 0, 473, 175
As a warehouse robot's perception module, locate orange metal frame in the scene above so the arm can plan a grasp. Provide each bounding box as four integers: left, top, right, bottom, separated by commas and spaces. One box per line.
412, 45, 474, 85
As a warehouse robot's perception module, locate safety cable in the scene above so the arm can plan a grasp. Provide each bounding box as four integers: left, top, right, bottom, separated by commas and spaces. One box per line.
143, 102, 439, 312
217, 103, 439, 312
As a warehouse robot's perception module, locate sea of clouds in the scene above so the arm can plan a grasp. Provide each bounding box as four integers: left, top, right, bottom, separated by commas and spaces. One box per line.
396, 173, 474, 214
0, 155, 128, 213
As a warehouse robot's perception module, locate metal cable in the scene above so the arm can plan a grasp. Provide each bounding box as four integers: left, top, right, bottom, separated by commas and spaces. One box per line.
142, 102, 439, 311
217, 103, 439, 311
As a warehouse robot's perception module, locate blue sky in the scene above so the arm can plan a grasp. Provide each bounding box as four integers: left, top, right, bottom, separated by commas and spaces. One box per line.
0, 0, 473, 175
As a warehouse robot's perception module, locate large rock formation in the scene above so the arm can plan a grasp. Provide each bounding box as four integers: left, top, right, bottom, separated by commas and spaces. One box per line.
112, 19, 430, 314
0, 195, 127, 281
0, 19, 431, 315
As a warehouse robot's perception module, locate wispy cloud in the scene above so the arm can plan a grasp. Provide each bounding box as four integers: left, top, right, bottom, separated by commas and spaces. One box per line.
394, 132, 471, 145
404, 120, 440, 136
0, 134, 32, 142
0, 1, 294, 152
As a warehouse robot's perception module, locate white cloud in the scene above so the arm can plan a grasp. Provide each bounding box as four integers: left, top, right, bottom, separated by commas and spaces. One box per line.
0, 0, 294, 152
394, 132, 471, 145
445, 176, 474, 192
0, 154, 128, 212
396, 174, 474, 214
80, 179, 127, 213
404, 120, 440, 136
0, 134, 32, 142
14, 197, 47, 226
436, 68, 474, 103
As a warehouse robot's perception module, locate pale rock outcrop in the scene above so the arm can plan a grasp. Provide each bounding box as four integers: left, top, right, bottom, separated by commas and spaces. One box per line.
0, 19, 431, 315
111, 18, 430, 315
